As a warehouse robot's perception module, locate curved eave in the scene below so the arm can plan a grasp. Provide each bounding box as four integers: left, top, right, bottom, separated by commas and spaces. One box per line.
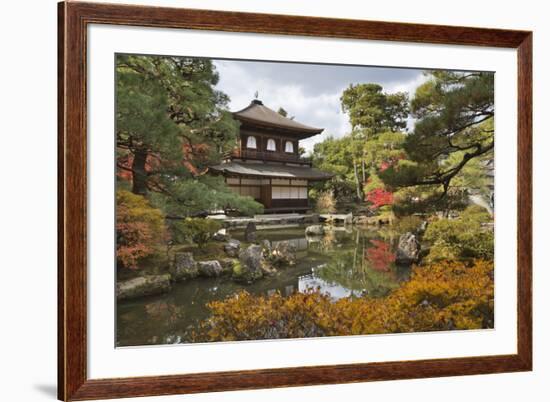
210, 162, 334, 181
234, 115, 324, 137
214, 169, 334, 181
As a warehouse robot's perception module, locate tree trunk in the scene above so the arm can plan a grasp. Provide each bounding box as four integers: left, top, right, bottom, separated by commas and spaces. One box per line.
132, 149, 148, 195
353, 161, 362, 200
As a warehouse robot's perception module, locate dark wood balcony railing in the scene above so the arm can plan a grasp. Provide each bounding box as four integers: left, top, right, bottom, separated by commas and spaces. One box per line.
228, 149, 312, 165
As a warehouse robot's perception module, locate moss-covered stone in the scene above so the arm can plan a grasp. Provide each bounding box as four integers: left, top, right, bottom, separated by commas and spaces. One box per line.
234, 245, 265, 283
197, 260, 224, 277
116, 274, 171, 301
170, 252, 199, 281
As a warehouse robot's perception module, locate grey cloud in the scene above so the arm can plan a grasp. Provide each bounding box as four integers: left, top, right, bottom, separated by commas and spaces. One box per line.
212, 58, 430, 152
215, 59, 425, 97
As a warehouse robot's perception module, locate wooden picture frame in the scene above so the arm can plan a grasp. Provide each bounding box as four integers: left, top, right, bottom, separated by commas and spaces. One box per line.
58, 1, 532, 400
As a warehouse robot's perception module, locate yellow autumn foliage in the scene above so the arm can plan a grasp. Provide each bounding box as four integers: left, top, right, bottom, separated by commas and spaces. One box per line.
194, 259, 493, 342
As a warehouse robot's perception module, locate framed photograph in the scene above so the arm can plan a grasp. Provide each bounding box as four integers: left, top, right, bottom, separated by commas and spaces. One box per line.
58, 1, 532, 400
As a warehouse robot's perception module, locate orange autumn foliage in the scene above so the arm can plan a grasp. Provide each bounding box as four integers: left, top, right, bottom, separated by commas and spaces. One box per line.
366, 187, 394, 209
116, 190, 166, 269
194, 259, 494, 342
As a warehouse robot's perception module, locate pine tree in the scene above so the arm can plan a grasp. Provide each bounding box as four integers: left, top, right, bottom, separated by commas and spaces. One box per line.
383, 71, 494, 196
116, 54, 262, 216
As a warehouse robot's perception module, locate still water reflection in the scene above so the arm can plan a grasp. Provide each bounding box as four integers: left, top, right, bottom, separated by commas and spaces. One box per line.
117, 226, 412, 346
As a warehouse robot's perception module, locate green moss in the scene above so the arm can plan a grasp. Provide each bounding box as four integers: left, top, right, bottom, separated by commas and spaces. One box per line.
232, 260, 243, 277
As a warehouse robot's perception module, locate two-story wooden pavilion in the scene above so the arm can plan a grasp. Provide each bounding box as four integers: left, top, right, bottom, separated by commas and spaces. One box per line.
210, 99, 333, 213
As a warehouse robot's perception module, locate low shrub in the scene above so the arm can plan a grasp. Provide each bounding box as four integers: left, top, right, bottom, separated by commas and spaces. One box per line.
423, 205, 493, 262
170, 217, 222, 248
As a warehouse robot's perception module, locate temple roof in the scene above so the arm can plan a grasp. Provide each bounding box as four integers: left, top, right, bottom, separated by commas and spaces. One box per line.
233, 100, 323, 137
210, 161, 333, 180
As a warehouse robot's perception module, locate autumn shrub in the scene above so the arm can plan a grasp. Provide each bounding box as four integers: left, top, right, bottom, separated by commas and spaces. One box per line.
116, 190, 166, 269
170, 217, 222, 248
364, 172, 394, 213
193, 259, 494, 342
424, 205, 493, 262
366, 187, 394, 210
315, 190, 337, 214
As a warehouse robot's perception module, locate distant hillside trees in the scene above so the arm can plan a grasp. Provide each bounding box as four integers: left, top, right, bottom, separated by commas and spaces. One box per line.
340, 83, 409, 200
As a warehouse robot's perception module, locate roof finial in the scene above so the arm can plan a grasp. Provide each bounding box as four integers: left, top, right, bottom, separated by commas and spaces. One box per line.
252, 91, 263, 105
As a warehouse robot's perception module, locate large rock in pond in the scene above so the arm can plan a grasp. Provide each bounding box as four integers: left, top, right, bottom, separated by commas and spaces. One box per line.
197, 260, 224, 277
305, 225, 325, 236
396, 232, 421, 264
244, 222, 257, 242
170, 252, 199, 281
308, 214, 320, 224
269, 241, 297, 266
117, 274, 171, 301
223, 239, 241, 257
236, 245, 267, 283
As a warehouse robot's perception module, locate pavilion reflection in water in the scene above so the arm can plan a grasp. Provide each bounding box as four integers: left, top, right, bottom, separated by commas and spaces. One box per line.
263, 230, 364, 300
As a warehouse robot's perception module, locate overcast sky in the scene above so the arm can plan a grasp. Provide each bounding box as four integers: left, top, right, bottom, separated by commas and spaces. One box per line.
212, 59, 429, 153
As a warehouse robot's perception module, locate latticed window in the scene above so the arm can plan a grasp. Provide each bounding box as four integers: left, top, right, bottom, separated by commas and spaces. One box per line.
272, 186, 308, 199
266, 138, 276, 151
246, 136, 257, 149
285, 141, 294, 153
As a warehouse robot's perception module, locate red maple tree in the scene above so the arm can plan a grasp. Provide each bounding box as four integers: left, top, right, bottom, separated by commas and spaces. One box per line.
366, 187, 394, 209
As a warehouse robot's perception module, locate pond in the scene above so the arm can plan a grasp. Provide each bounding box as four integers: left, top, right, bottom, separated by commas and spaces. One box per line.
117, 225, 413, 347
